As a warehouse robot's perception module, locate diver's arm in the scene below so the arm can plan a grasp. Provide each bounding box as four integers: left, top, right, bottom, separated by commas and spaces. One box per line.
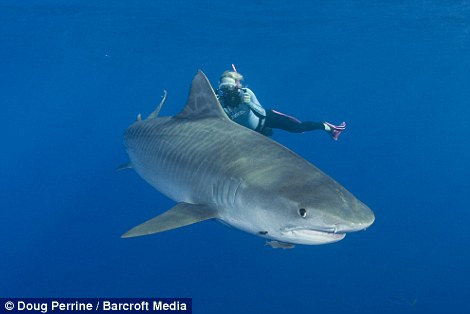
243, 88, 266, 117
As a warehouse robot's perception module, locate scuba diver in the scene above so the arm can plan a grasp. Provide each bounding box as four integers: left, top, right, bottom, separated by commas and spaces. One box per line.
216, 67, 346, 140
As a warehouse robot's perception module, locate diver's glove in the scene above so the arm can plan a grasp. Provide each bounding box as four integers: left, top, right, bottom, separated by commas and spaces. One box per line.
324, 121, 346, 141
243, 91, 251, 104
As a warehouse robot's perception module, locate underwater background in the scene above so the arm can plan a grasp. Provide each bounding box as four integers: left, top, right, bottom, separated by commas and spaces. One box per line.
1, 0, 469, 313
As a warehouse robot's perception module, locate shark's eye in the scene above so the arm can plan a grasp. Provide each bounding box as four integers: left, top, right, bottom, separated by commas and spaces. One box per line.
299, 208, 307, 218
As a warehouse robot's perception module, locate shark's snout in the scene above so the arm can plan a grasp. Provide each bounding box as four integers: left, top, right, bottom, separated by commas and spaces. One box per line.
333, 203, 375, 233
334, 219, 374, 233
320, 196, 375, 233
279, 202, 375, 245
334, 209, 375, 233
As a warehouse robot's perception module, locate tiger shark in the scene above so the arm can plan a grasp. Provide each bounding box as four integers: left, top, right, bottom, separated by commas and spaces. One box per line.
121, 70, 374, 247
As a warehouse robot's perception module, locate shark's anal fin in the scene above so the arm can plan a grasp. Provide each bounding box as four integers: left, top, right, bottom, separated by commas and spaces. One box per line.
121, 202, 217, 238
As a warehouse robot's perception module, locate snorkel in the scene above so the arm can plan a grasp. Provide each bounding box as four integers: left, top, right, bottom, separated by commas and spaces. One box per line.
232, 63, 241, 88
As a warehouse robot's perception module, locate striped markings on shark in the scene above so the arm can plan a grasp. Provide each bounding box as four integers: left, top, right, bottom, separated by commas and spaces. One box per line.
120, 70, 374, 248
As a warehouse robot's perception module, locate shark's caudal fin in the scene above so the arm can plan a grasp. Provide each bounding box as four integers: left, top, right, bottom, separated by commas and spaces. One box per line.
147, 90, 167, 119
175, 70, 229, 120
121, 202, 217, 238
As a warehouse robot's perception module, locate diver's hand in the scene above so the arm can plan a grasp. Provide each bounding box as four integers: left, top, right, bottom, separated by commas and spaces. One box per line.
243, 92, 251, 104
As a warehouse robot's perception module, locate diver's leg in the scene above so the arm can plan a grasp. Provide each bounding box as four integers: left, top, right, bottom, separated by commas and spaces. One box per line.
264, 109, 325, 133
264, 109, 346, 140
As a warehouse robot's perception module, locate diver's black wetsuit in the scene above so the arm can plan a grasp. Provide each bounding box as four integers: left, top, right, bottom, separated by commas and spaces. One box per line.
218, 85, 326, 136
263, 109, 325, 134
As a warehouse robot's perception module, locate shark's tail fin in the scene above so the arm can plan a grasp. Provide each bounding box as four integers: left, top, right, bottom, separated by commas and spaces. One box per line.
147, 90, 167, 119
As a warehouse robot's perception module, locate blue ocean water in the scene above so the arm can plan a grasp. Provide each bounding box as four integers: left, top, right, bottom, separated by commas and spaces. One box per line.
1, 0, 469, 313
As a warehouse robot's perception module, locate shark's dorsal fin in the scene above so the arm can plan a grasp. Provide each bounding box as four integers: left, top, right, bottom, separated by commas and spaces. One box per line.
175, 70, 229, 120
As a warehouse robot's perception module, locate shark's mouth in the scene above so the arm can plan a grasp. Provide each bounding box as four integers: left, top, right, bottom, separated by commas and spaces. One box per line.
281, 228, 346, 245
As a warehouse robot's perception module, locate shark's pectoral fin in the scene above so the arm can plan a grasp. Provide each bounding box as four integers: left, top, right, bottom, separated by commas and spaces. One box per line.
116, 163, 133, 171
121, 202, 217, 238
